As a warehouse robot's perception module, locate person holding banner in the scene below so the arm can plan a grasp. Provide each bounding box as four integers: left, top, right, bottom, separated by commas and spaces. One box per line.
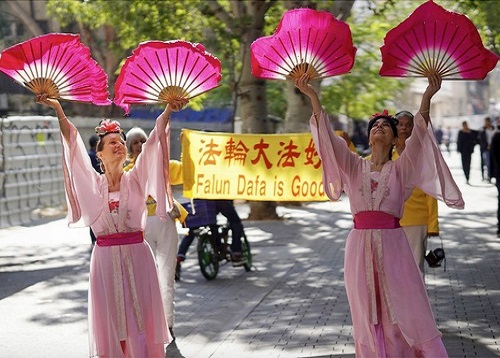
35, 93, 187, 357
295, 73, 464, 357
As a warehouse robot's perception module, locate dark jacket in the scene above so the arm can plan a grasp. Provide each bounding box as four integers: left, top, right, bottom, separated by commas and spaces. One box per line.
457, 130, 478, 155
478, 127, 494, 153
491, 131, 500, 179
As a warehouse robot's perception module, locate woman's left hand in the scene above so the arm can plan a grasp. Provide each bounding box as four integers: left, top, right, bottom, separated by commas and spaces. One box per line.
424, 72, 442, 99
168, 97, 189, 112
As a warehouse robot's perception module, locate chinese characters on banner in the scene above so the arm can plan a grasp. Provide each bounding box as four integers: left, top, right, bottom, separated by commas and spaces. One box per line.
181, 129, 331, 201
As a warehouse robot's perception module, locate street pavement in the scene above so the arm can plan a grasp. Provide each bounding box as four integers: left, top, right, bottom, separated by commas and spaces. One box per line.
0, 149, 499, 358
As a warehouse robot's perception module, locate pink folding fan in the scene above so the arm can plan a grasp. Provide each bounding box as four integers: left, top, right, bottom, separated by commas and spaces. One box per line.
0, 33, 111, 105
250, 8, 357, 81
114, 40, 222, 114
379, 0, 499, 80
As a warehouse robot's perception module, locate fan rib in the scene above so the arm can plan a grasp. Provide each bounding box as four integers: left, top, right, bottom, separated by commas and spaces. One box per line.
185, 65, 216, 96
174, 49, 180, 88
154, 52, 168, 90
50, 47, 69, 87
318, 41, 344, 76
400, 33, 426, 75
20, 45, 36, 85
288, 31, 300, 72
164, 48, 174, 88
263, 44, 293, 77
178, 52, 192, 94
309, 30, 328, 77
142, 56, 165, 93
316, 35, 340, 76
434, 22, 450, 75
126, 77, 160, 100
136, 61, 163, 94
182, 59, 205, 94
130, 68, 161, 99
277, 37, 296, 74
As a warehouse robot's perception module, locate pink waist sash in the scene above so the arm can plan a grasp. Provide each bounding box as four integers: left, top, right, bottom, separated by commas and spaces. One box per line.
353, 211, 400, 229
96, 231, 144, 246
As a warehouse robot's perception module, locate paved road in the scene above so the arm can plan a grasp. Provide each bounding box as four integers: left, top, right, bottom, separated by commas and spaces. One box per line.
0, 150, 499, 358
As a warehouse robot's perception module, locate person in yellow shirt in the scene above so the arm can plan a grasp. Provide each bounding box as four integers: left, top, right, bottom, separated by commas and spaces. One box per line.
394, 111, 439, 279
125, 126, 187, 341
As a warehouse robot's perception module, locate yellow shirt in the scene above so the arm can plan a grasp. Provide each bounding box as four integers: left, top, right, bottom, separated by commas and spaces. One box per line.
393, 150, 439, 234
124, 159, 188, 222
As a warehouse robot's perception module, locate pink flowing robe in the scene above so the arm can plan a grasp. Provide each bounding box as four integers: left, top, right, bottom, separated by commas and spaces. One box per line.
60, 120, 173, 357
310, 111, 464, 355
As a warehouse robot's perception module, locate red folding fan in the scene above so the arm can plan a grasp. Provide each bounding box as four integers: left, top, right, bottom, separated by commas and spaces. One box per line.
114, 40, 222, 114
250, 8, 357, 81
379, 0, 499, 80
0, 33, 111, 105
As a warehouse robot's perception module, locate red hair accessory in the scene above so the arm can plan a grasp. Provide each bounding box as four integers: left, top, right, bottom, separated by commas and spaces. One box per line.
95, 119, 123, 136
371, 109, 392, 118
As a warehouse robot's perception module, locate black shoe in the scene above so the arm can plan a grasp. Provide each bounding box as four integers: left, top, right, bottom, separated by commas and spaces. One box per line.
175, 262, 181, 281
169, 327, 176, 342
231, 253, 247, 267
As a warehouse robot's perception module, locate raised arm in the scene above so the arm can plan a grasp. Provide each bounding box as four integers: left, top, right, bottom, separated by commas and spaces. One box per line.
156, 98, 189, 132
294, 74, 323, 120
35, 94, 71, 142
418, 73, 442, 126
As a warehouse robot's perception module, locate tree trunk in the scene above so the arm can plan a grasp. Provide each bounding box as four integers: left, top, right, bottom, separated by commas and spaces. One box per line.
236, 1, 278, 220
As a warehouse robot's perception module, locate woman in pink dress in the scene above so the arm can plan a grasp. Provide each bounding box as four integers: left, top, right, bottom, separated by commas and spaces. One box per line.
295, 73, 464, 357
36, 94, 187, 357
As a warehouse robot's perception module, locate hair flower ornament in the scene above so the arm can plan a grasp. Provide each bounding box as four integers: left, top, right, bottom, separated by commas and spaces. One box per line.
371, 109, 392, 119
95, 119, 123, 137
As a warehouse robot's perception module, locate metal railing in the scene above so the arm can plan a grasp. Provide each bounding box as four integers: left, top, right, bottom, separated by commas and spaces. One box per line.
0, 116, 66, 228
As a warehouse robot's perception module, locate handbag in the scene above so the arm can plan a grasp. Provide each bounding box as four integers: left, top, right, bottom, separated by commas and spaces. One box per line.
425, 235, 446, 270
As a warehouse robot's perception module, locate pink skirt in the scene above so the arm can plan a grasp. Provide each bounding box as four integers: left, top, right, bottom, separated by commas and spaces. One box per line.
88, 237, 170, 357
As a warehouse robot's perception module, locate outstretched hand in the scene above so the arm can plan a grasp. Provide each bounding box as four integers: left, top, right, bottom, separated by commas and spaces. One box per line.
294, 74, 316, 98
35, 94, 61, 110
294, 74, 322, 115
418, 72, 442, 125
167, 97, 189, 113
424, 72, 442, 100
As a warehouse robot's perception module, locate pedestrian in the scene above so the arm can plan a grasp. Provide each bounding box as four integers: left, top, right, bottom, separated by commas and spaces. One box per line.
394, 110, 439, 279
443, 126, 452, 154
88, 134, 101, 173
478, 116, 495, 182
490, 130, 500, 237
434, 126, 444, 146
88, 134, 101, 247
295, 72, 464, 357
36, 93, 188, 357
457, 121, 478, 185
124, 126, 186, 341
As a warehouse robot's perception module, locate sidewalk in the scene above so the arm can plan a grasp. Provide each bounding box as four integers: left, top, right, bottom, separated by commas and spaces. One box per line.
169, 149, 500, 358
0, 150, 499, 357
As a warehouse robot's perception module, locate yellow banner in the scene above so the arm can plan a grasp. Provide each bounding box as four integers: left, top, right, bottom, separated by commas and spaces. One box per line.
181, 129, 330, 201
